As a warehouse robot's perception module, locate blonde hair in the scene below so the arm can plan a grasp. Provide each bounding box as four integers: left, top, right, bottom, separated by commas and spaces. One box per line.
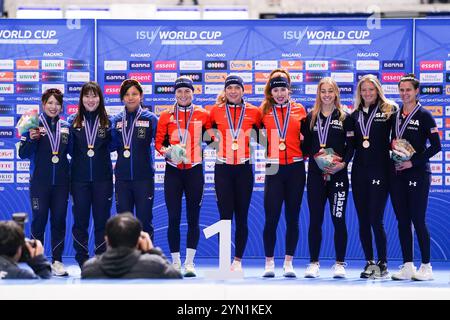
354, 74, 397, 118
310, 77, 346, 129
261, 68, 292, 115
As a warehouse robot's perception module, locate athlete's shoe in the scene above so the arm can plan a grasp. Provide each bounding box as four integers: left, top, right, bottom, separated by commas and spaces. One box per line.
230, 260, 243, 272
360, 260, 377, 279
412, 263, 433, 281
262, 260, 275, 278
304, 262, 320, 278
172, 261, 182, 273
332, 262, 347, 278
183, 263, 196, 277
375, 261, 389, 279
391, 262, 416, 280
282, 262, 296, 278
51, 261, 69, 277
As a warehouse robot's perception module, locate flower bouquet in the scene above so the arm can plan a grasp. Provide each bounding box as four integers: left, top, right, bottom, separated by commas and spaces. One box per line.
165, 144, 188, 164
314, 148, 342, 181
16, 110, 39, 136
391, 138, 415, 163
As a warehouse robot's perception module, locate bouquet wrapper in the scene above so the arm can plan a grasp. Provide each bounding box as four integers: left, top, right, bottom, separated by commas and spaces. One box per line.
166, 144, 188, 164
314, 148, 342, 181
16, 110, 39, 136
391, 139, 416, 163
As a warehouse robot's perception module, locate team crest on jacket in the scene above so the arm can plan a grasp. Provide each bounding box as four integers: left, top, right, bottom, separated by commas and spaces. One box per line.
97, 128, 106, 138
137, 127, 146, 139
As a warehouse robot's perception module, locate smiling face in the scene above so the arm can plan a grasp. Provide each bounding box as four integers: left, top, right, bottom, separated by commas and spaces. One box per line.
360, 80, 378, 107
319, 82, 336, 108
123, 85, 143, 112
175, 87, 193, 107
225, 84, 244, 104
271, 86, 289, 104
43, 95, 62, 118
399, 81, 419, 106
82, 90, 100, 112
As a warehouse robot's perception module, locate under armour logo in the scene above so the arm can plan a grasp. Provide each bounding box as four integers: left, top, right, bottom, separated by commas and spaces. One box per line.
336, 182, 344, 187
372, 179, 380, 185
409, 181, 417, 187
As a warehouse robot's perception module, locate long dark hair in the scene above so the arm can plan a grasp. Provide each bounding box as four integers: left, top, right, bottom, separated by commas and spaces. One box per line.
72, 82, 109, 128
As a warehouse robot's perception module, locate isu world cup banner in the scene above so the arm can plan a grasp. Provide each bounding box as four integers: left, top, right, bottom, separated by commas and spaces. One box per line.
414, 19, 450, 261
97, 19, 422, 259
0, 19, 95, 256
0, 18, 448, 260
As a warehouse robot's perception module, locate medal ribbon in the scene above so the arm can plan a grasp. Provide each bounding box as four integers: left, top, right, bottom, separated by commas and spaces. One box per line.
317, 108, 334, 147
272, 102, 291, 142
39, 114, 61, 155
175, 104, 194, 146
121, 106, 142, 149
225, 103, 246, 142
358, 106, 378, 139
84, 115, 100, 148
395, 103, 421, 139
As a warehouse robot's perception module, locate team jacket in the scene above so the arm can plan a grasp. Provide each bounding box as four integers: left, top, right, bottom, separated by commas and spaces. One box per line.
261, 101, 307, 165
155, 105, 212, 169
209, 102, 262, 165
391, 103, 441, 172
18, 114, 70, 186
68, 111, 113, 183
111, 108, 158, 181
303, 109, 355, 174
351, 102, 394, 167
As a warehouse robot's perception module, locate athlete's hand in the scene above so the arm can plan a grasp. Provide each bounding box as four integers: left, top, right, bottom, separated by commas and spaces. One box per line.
29, 128, 40, 140
395, 160, 412, 171
137, 232, 154, 253
325, 161, 346, 175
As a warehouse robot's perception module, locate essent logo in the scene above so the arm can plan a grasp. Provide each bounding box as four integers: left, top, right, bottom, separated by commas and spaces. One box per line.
154, 61, 177, 70
420, 61, 443, 71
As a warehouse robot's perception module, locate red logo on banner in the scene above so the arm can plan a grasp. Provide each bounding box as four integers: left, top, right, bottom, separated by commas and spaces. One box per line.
128, 73, 152, 83
154, 61, 177, 70
66, 105, 79, 115
104, 85, 121, 95
419, 61, 443, 71
382, 72, 404, 82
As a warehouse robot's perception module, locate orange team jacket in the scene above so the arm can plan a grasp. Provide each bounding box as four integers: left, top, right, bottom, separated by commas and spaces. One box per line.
155, 105, 212, 169
209, 102, 262, 165
261, 101, 307, 165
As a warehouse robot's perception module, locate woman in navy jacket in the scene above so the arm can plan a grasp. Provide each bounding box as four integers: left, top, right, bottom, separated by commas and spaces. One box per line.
68, 82, 113, 268
111, 79, 158, 238
302, 77, 355, 279
18, 88, 70, 277
390, 74, 441, 281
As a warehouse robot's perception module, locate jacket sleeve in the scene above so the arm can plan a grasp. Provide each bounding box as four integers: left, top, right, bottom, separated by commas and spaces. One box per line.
146, 247, 183, 279
27, 254, 52, 279
410, 111, 442, 167
18, 131, 38, 160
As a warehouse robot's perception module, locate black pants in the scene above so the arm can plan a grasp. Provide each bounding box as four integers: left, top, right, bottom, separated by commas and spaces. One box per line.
214, 162, 253, 259
263, 161, 305, 257
71, 180, 113, 266
115, 179, 154, 239
389, 167, 431, 264
307, 170, 349, 262
164, 164, 203, 253
352, 164, 388, 263
30, 182, 69, 262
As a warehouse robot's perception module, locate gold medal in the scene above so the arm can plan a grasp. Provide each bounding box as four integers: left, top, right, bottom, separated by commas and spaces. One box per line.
231, 141, 239, 151
123, 149, 131, 158
279, 142, 286, 151
87, 149, 95, 157
362, 140, 370, 149
51, 155, 59, 164
320, 144, 326, 148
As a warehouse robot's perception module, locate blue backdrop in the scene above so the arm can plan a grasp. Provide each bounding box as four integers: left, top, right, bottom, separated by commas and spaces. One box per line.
0, 18, 448, 261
